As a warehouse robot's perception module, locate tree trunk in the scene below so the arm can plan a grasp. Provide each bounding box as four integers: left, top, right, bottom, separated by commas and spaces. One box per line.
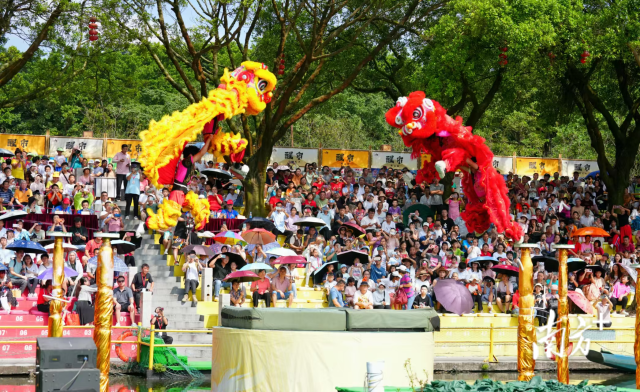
243, 141, 273, 217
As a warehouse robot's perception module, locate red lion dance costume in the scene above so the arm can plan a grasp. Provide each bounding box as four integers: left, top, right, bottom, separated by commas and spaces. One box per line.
385, 91, 523, 241
139, 61, 277, 231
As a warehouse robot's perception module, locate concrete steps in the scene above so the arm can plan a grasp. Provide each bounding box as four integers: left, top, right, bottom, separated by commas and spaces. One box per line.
136, 230, 211, 362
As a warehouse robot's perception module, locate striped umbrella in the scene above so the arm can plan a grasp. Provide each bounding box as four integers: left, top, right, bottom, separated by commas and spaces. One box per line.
214, 231, 247, 246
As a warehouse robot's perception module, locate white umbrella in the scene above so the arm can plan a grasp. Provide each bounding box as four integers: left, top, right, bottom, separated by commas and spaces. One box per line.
0, 210, 28, 221
44, 243, 78, 251
294, 217, 326, 228
266, 248, 297, 257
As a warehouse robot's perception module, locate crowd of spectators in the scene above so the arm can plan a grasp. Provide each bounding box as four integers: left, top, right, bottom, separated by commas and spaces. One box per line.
4, 140, 640, 329
221, 162, 640, 320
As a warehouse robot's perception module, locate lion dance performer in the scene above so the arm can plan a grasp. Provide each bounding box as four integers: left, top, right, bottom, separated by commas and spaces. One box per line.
385, 91, 523, 241
139, 61, 277, 231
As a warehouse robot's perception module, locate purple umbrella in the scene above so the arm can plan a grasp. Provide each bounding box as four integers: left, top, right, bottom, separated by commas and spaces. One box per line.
223, 270, 260, 283
432, 279, 473, 315
37, 267, 79, 281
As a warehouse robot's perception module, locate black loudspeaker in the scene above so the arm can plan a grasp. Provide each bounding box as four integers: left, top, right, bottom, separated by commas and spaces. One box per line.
36, 338, 100, 392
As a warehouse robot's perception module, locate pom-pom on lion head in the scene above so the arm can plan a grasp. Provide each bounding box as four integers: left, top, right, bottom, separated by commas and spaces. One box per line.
221, 61, 277, 116
385, 91, 440, 147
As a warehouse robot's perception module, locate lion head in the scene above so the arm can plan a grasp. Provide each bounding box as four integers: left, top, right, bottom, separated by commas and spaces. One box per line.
385, 91, 440, 147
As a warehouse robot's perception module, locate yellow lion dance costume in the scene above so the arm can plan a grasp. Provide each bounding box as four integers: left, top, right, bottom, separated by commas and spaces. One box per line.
139, 61, 277, 231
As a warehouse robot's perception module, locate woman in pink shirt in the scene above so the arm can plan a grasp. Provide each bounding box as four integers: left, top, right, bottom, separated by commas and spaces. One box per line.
610, 275, 631, 316
107, 207, 124, 232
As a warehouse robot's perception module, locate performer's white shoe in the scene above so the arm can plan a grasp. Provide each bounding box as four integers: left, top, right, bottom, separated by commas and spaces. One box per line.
435, 161, 447, 179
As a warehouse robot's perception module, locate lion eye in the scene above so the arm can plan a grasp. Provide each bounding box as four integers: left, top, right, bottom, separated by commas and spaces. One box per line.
413, 108, 423, 120
257, 79, 268, 92
395, 115, 403, 125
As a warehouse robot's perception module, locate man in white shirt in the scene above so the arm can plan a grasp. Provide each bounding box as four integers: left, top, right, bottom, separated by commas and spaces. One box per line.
381, 214, 396, 234
448, 261, 471, 282
363, 193, 376, 210
360, 209, 380, 233
580, 209, 595, 227
268, 202, 289, 235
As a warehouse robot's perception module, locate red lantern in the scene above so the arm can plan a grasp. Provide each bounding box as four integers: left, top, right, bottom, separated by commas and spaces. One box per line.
89, 22, 98, 29
89, 35, 98, 42
500, 47, 508, 52
89, 29, 98, 36
89, 17, 97, 23
579, 50, 590, 64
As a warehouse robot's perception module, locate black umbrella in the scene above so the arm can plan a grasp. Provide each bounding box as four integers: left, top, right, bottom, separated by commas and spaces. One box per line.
222, 252, 247, 270
36, 239, 55, 247
312, 261, 339, 285
0, 148, 14, 158
119, 230, 142, 249
532, 256, 560, 272
244, 217, 276, 232
201, 168, 233, 181
337, 250, 370, 266
111, 240, 136, 254
577, 265, 605, 276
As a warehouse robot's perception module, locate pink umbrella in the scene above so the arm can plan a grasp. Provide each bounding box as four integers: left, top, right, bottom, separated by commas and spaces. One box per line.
341, 222, 365, 237
223, 270, 260, 283
273, 255, 307, 265
618, 263, 637, 283
243, 228, 276, 245
491, 264, 519, 277
567, 290, 593, 315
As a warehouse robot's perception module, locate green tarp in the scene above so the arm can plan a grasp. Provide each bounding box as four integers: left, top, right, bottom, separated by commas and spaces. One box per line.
220, 307, 441, 332
344, 308, 439, 332
220, 307, 347, 331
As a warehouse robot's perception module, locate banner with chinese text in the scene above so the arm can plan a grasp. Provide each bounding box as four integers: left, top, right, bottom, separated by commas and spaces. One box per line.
49, 137, 104, 159
0, 134, 46, 155
371, 151, 417, 170
562, 160, 598, 177
492, 156, 514, 174
270, 148, 318, 167
515, 158, 559, 176
106, 139, 143, 161
321, 149, 369, 169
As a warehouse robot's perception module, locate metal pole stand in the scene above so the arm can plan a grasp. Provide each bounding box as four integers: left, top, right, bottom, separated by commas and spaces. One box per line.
46, 232, 72, 338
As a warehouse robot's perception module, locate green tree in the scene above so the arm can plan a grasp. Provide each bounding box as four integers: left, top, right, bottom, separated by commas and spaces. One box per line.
544, 0, 640, 206
105, 0, 447, 216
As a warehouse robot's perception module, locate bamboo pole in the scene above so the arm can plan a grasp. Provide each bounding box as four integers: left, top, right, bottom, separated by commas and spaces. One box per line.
555, 245, 574, 384
515, 243, 536, 381
93, 232, 119, 392
48, 232, 71, 338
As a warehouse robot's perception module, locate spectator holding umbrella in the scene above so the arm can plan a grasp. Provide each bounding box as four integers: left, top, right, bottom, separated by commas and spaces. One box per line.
250, 269, 271, 307
496, 274, 513, 314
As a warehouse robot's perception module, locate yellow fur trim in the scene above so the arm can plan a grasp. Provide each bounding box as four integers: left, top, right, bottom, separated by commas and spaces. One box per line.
139, 62, 276, 188
146, 199, 181, 231
183, 192, 211, 231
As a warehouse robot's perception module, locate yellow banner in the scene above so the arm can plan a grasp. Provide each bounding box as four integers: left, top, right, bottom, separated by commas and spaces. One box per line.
106, 139, 143, 161
0, 134, 46, 156
321, 149, 369, 169
516, 158, 560, 176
